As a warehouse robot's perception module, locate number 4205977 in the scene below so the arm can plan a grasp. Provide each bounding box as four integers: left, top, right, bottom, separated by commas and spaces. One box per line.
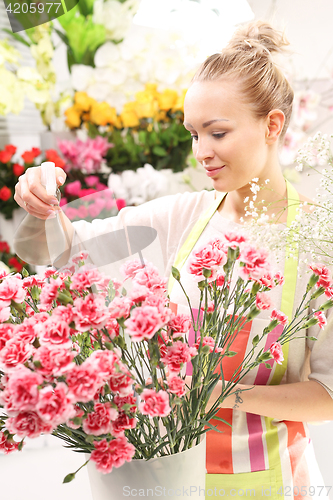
6, 3, 61, 14
277, 486, 332, 496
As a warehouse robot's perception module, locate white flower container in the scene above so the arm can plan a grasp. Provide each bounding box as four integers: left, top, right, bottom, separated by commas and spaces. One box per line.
87, 437, 206, 500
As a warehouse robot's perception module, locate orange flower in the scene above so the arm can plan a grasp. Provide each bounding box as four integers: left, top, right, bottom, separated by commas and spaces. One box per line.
74, 92, 95, 112
65, 106, 82, 129
90, 102, 117, 126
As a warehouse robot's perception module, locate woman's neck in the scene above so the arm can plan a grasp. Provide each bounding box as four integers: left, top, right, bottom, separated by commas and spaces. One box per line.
217, 171, 288, 224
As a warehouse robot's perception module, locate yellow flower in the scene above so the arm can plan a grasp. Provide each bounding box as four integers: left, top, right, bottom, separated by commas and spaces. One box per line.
74, 92, 95, 112
134, 90, 158, 119
157, 89, 178, 111
172, 89, 187, 112
64, 105, 82, 129
120, 102, 139, 128
90, 101, 118, 126
144, 83, 158, 97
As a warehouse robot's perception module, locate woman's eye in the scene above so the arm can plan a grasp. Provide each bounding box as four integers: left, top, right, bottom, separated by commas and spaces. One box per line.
190, 135, 198, 141
213, 133, 226, 139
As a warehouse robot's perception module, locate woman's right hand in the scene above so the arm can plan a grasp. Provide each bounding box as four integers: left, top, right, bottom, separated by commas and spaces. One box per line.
14, 166, 66, 220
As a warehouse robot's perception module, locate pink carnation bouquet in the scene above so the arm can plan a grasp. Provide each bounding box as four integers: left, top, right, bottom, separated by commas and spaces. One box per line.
0, 231, 331, 482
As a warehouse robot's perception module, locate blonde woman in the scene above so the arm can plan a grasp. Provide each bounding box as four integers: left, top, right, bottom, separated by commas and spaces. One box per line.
15, 21, 333, 498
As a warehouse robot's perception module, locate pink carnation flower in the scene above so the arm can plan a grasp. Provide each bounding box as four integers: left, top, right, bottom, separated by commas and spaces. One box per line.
33, 345, 76, 377
124, 305, 165, 342
139, 389, 171, 417
193, 336, 223, 354
269, 342, 284, 365
239, 245, 271, 282
168, 314, 192, 337
6, 411, 53, 438
83, 402, 118, 436
187, 240, 227, 281
255, 292, 273, 311
66, 362, 104, 403
0, 277, 25, 304
0, 431, 21, 454
313, 310, 327, 329
4, 366, 43, 412
36, 383, 75, 426
70, 265, 104, 291
90, 436, 135, 474
167, 376, 186, 397
270, 309, 288, 325
0, 338, 35, 372
73, 294, 109, 332
161, 341, 198, 374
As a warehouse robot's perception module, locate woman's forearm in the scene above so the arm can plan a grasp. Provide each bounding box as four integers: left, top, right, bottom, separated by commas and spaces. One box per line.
210, 380, 333, 422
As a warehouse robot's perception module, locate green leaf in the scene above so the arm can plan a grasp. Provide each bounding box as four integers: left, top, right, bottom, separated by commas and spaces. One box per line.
152, 146, 168, 157
2, 29, 31, 47
63, 473, 76, 484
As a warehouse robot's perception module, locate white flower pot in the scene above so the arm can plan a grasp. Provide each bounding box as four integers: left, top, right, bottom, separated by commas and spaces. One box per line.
87, 437, 206, 500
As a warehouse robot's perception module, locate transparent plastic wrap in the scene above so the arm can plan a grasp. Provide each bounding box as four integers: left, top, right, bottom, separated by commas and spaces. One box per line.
13, 162, 68, 266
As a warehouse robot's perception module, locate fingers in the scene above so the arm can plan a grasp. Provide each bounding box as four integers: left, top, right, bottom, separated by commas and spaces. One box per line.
14, 190, 58, 220
14, 166, 61, 220
55, 167, 66, 187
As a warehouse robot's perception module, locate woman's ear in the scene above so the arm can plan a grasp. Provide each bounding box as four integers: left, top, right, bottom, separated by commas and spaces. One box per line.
265, 109, 285, 144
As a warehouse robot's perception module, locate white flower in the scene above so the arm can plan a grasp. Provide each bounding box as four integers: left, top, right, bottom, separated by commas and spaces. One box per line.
108, 164, 168, 205
71, 65, 95, 92
93, 0, 139, 42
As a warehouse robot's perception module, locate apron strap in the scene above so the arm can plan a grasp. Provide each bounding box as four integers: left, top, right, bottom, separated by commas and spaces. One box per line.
167, 191, 225, 295
270, 179, 300, 383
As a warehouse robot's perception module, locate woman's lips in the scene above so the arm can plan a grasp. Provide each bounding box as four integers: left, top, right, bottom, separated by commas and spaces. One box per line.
204, 166, 225, 177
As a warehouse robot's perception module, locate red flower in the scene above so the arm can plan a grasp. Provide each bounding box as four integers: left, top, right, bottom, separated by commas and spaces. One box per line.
12, 163, 25, 177
0, 186, 11, 201
0, 241, 10, 253
45, 149, 65, 169
4, 144, 17, 155
21, 151, 35, 164
31, 147, 41, 158
0, 150, 13, 163
8, 257, 23, 272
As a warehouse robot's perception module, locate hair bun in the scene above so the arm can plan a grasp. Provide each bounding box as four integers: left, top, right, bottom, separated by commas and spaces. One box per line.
228, 20, 290, 56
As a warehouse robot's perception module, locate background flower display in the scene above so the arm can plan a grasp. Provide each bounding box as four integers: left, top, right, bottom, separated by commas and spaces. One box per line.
0, 239, 31, 274
1, 25, 70, 128
0, 230, 330, 481
0, 143, 64, 220
53, 0, 139, 70
64, 86, 192, 173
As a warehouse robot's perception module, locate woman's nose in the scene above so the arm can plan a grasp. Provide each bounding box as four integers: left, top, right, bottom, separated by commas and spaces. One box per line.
194, 140, 214, 163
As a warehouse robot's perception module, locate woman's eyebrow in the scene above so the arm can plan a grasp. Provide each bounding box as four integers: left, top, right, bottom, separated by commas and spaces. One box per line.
183, 118, 229, 128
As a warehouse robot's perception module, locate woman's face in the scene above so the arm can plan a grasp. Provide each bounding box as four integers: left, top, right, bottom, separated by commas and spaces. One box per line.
184, 80, 270, 193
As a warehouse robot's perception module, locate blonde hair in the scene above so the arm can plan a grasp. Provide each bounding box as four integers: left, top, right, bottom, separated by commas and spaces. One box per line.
192, 21, 293, 140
